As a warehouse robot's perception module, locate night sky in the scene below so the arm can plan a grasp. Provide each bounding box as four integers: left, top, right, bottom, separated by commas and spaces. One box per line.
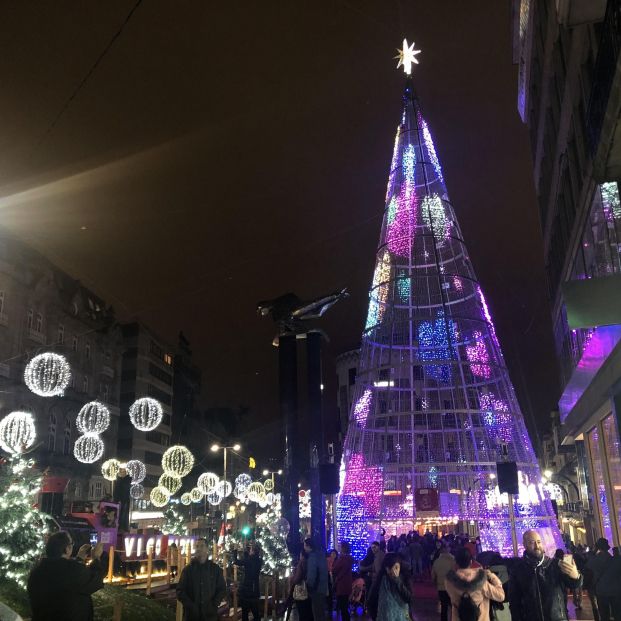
0, 2, 559, 456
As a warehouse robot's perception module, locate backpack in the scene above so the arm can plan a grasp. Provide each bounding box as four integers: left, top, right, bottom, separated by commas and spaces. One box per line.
458, 591, 480, 621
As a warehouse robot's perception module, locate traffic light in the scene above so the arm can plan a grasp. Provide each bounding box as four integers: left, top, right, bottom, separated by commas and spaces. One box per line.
241, 525, 251, 536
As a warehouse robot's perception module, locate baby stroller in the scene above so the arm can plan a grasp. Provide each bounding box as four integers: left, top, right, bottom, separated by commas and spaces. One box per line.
349, 577, 366, 615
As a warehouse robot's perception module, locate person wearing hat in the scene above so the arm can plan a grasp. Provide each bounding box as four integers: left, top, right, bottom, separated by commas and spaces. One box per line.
586, 538, 621, 621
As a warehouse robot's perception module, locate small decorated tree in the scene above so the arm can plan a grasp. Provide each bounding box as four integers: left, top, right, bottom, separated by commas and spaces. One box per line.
0, 454, 48, 588
162, 506, 187, 536
255, 505, 291, 577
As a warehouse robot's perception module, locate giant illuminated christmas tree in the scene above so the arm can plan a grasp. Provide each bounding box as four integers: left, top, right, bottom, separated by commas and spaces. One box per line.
337, 41, 561, 557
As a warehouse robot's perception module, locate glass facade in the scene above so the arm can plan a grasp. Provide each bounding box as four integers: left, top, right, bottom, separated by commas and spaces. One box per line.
554, 182, 621, 386
602, 414, 621, 542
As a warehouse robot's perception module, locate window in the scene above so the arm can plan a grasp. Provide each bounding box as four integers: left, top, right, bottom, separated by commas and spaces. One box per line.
72, 336, 78, 352
164, 353, 173, 366
63, 417, 71, 455
146, 431, 170, 446
149, 363, 173, 386
150, 340, 163, 359
82, 376, 89, 394
48, 414, 56, 452
85, 342, 91, 360
58, 324, 64, 345
0, 290, 4, 315
101, 383, 109, 402
145, 451, 162, 465
27, 309, 33, 331
74, 481, 82, 499
348, 367, 357, 386
147, 383, 172, 405
93, 481, 103, 499
35, 313, 43, 333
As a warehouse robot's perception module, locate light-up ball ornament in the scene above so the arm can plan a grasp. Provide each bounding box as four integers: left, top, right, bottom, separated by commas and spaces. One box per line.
247, 482, 265, 503
180, 492, 192, 505
76, 401, 110, 434
24, 352, 71, 397
216, 480, 232, 498
207, 490, 223, 505
264, 478, 274, 491
128, 397, 163, 432
0, 411, 36, 454
266, 492, 274, 505
190, 487, 204, 502
162, 445, 194, 478
125, 459, 146, 483
150, 486, 170, 507
159, 473, 182, 495
197, 472, 219, 494
74, 434, 104, 464
101, 459, 121, 481
235, 473, 252, 492
130, 483, 145, 499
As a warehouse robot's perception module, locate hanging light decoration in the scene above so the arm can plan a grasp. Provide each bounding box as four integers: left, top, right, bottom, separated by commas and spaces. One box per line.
266, 492, 275, 505
73, 434, 104, 464
161, 445, 194, 478
180, 492, 192, 505
216, 480, 232, 498
125, 459, 146, 483
247, 482, 265, 503
235, 473, 252, 492
207, 490, 223, 505
24, 352, 71, 397
128, 397, 163, 432
159, 473, 182, 495
0, 411, 36, 454
197, 472, 219, 494
76, 401, 110, 434
264, 478, 274, 492
150, 486, 170, 507
130, 483, 145, 499
190, 487, 204, 502
101, 459, 121, 481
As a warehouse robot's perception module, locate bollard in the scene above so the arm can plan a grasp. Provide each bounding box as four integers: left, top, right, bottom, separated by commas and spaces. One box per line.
107, 546, 115, 582
112, 597, 122, 621
146, 548, 153, 596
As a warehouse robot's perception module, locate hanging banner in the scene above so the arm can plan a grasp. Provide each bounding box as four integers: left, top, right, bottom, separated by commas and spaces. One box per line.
415, 488, 439, 517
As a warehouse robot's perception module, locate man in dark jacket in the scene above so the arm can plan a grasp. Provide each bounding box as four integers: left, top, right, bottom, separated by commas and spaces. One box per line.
177, 539, 227, 621
509, 529, 582, 621
586, 538, 621, 621
27, 531, 105, 621
304, 538, 329, 621
233, 544, 263, 621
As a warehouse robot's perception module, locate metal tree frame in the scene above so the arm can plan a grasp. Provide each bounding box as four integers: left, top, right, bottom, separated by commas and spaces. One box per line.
337, 78, 561, 558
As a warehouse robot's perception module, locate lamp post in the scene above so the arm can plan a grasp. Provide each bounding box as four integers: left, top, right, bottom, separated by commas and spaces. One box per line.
262, 468, 283, 491
211, 443, 241, 544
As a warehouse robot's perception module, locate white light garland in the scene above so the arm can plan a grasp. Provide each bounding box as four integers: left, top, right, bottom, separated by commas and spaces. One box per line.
247, 482, 265, 503
180, 492, 192, 505
73, 434, 104, 464
0, 411, 36, 454
24, 353, 71, 397
197, 472, 219, 494
159, 473, 182, 494
150, 486, 170, 507
128, 397, 163, 432
101, 459, 121, 481
130, 483, 145, 499
190, 487, 204, 502
125, 459, 146, 483
162, 445, 194, 478
76, 401, 110, 434
216, 479, 232, 498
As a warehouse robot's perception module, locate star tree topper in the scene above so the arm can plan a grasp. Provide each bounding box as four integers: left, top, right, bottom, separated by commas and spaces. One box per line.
395, 38, 421, 75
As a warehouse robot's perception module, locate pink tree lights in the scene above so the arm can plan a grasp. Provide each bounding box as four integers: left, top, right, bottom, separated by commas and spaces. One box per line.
337, 68, 561, 558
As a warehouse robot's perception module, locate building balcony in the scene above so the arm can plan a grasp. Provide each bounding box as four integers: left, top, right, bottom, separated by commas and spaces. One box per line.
588, 0, 621, 180
28, 329, 46, 345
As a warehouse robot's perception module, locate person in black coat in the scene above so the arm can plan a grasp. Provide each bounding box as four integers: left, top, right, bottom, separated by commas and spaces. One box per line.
177, 539, 227, 621
234, 544, 263, 621
112, 467, 131, 532
509, 530, 582, 621
27, 531, 106, 621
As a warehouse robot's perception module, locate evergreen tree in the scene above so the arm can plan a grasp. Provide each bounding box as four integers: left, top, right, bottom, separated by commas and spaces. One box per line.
162, 506, 187, 536
0, 454, 48, 588
255, 505, 290, 577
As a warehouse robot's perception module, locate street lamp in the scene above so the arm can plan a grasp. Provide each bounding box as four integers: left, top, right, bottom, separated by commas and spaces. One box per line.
262, 468, 283, 490
211, 443, 242, 544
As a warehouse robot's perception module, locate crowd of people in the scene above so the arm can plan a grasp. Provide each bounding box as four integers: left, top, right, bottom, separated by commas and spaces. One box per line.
22, 527, 621, 621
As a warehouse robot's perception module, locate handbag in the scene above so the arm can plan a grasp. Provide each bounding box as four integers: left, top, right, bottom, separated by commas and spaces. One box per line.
293, 581, 308, 601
